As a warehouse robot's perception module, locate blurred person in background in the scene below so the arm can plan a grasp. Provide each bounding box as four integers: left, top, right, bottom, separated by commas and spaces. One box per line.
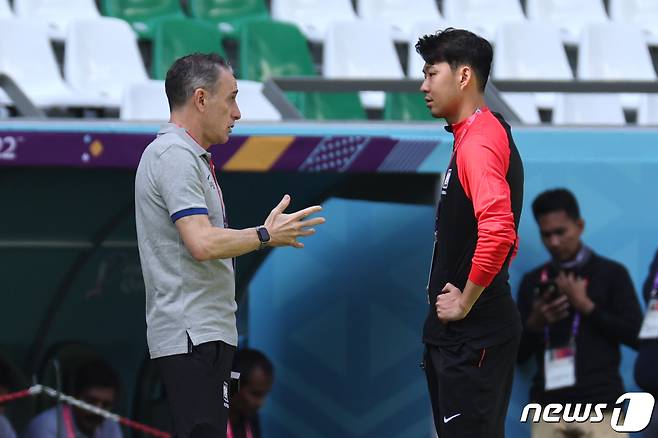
635, 248, 658, 437
417, 28, 524, 438
23, 359, 122, 438
0, 359, 17, 438
227, 349, 274, 438
517, 188, 643, 438
135, 53, 324, 438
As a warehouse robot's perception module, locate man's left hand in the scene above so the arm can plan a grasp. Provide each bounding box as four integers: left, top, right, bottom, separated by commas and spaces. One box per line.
555, 272, 595, 314
436, 283, 469, 323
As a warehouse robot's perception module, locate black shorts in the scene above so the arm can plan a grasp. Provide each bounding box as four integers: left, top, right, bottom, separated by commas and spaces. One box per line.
156, 339, 236, 438
424, 334, 520, 438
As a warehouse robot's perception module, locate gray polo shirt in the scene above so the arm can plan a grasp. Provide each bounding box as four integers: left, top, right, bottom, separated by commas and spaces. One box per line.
135, 123, 237, 359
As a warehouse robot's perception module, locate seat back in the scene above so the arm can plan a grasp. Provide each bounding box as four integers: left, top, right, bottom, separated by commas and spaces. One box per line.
64, 18, 148, 101
152, 18, 226, 80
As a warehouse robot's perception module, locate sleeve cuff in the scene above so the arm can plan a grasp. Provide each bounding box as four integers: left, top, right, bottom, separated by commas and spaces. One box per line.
468, 265, 496, 288
171, 207, 208, 223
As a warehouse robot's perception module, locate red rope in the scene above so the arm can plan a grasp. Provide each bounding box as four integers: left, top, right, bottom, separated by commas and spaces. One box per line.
0, 386, 171, 438
119, 418, 171, 438
0, 389, 33, 404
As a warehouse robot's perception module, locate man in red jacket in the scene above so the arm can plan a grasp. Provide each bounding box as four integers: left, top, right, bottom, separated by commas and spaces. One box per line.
417, 28, 524, 438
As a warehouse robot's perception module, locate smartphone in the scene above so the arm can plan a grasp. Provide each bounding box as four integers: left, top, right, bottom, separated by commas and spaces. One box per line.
535, 281, 559, 302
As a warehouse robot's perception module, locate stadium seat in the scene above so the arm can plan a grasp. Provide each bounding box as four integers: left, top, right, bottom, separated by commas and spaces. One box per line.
65, 18, 149, 107
638, 94, 658, 125
13, 0, 100, 41
120, 80, 169, 121
271, 0, 357, 43
357, 0, 442, 42
578, 23, 656, 110
188, 0, 269, 39
0, 0, 13, 18
552, 94, 626, 125
100, 0, 184, 40
526, 0, 608, 45
151, 18, 226, 80
236, 80, 282, 121
610, 0, 658, 46
240, 20, 365, 120
383, 92, 434, 121
0, 19, 100, 108
493, 22, 573, 123
441, 0, 526, 41
323, 21, 404, 109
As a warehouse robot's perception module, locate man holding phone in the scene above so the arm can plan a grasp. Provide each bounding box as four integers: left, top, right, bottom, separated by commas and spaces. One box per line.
516, 188, 643, 438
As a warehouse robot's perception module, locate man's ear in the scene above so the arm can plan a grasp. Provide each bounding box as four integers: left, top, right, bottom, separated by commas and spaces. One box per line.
458, 65, 473, 90
192, 88, 206, 112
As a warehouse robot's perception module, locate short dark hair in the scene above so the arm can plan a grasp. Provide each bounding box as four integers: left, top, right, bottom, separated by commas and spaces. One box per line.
165, 53, 231, 111
415, 28, 493, 92
73, 359, 120, 394
233, 349, 273, 386
532, 188, 581, 222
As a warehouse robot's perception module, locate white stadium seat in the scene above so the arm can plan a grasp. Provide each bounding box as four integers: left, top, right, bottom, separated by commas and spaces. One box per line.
638, 94, 658, 126
120, 80, 170, 122
0, 19, 99, 108
609, 0, 658, 46
65, 18, 148, 108
235, 80, 282, 121
323, 21, 404, 109
13, 0, 100, 41
0, 0, 13, 18
271, 0, 356, 43
357, 0, 442, 42
442, 0, 526, 41
553, 94, 626, 125
578, 23, 656, 110
526, 0, 608, 45
493, 22, 573, 123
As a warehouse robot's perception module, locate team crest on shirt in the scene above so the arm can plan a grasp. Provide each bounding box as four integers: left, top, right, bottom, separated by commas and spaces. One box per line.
223, 381, 229, 408
441, 168, 452, 195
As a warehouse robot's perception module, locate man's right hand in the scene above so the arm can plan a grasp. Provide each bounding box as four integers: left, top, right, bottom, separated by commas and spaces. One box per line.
526, 294, 571, 332
263, 194, 326, 248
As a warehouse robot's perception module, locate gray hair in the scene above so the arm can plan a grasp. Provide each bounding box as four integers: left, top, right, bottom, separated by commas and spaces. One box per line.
165, 53, 231, 111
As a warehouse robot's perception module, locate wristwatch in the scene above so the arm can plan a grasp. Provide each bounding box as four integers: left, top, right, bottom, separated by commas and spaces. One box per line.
256, 226, 270, 249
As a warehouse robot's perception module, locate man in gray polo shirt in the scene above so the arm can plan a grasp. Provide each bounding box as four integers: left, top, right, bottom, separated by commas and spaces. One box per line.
135, 53, 325, 438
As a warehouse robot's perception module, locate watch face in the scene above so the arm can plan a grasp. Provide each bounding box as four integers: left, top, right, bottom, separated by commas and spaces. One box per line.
257, 227, 270, 242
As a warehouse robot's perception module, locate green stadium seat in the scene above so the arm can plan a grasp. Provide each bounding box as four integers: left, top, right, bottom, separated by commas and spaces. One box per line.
151, 18, 226, 80
240, 20, 365, 120
188, 0, 270, 38
100, 0, 184, 40
384, 92, 434, 121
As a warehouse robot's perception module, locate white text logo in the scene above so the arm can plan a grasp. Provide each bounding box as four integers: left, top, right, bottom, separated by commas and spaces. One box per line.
520, 392, 655, 432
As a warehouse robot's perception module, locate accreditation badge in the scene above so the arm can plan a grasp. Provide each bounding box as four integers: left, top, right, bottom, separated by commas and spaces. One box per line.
544, 344, 576, 391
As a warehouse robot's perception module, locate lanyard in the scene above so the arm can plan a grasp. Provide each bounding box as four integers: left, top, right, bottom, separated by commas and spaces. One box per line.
227, 420, 254, 438
453, 108, 482, 154
62, 405, 76, 438
544, 312, 580, 349
206, 156, 228, 228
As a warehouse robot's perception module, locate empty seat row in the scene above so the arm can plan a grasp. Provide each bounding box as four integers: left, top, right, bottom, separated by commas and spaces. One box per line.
2, 0, 658, 46
1, 15, 656, 124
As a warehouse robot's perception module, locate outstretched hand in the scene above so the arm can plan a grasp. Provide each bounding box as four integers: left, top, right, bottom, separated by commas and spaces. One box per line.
263, 194, 326, 248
